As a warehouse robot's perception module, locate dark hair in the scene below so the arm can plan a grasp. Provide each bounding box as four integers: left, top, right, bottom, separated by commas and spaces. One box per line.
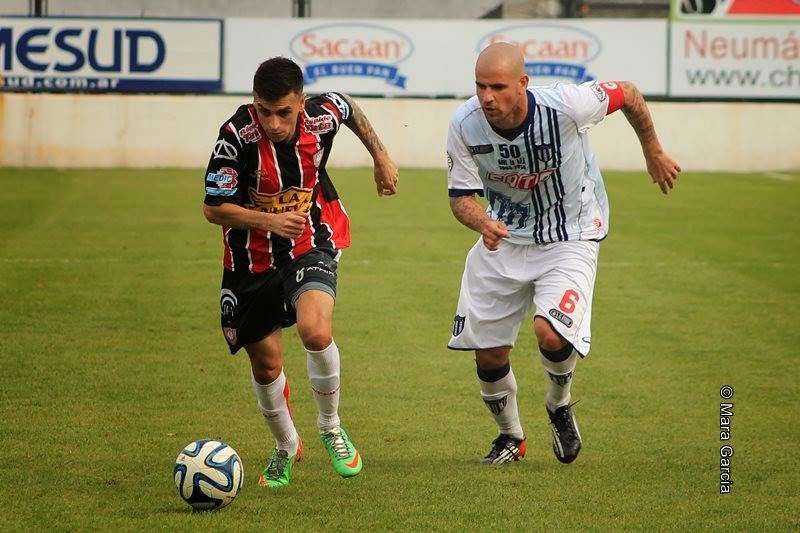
253, 57, 304, 100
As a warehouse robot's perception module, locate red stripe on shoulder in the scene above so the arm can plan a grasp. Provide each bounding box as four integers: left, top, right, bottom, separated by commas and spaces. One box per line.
321, 101, 342, 123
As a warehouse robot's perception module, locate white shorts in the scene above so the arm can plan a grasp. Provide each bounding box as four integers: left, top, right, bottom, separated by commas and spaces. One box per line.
448, 238, 599, 356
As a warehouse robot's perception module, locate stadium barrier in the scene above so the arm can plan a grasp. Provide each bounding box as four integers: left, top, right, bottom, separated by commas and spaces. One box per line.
0, 93, 798, 171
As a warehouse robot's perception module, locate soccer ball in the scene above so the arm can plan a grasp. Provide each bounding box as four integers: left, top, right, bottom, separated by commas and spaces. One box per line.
174, 439, 244, 510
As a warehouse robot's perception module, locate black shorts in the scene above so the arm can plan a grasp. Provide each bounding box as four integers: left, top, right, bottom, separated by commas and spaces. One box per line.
219, 249, 339, 354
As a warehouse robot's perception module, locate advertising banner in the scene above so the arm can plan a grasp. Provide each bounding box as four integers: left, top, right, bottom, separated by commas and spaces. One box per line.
672, 0, 800, 19
0, 17, 223, 92
669, 1, 799, 98
224, 18, 667, 97
670, 22, 799, 98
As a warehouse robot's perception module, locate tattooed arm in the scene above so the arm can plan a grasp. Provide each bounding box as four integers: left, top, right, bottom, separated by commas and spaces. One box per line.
449, 195, 509, 251
619, 81, 682, 195
341, 93, 399, 197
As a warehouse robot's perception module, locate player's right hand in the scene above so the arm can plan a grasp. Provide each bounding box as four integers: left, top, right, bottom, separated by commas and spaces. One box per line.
374, 153, 399, 196
481, 219, 509, 251
265, 211, 307, 239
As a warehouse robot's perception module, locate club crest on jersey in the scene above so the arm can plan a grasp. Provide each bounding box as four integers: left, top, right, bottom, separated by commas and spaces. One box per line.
533, 143, 555, 163
468, 144, 494, 155
239, 122, 262, 143
247, 186, 313, 215
305, 114, 335, 134
452, 314, 466, 336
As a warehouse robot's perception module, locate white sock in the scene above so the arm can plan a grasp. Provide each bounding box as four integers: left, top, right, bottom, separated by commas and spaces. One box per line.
479, 367, 524, 440
306, 340, 341, 433
540, 350, 578, 411
251, 370, 299, 454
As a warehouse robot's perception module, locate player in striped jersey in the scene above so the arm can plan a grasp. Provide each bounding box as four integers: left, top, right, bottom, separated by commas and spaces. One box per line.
203, 57, 398, 487
447, 43, 680, 465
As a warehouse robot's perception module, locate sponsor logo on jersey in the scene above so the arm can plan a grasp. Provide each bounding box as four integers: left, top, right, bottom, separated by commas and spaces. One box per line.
305, 114, 335, 134
477, 24, 600, 84
239, 122, 261, 143
290, 23, 413, 89
488, 169, 556, 189
548, 308, 574, 328
468, 144, 494, 155
452, 314, 466, 336
247, 186, 313, 214
206, 167, 239, 196
213, 139, 238, 161
446, 152, 454, 171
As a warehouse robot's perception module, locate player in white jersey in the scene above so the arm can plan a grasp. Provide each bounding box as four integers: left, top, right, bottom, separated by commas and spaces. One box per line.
447, 42, 680, 465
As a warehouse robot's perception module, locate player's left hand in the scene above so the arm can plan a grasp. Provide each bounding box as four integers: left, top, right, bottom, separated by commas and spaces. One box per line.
646, 151, 681, 194
374, 154, 399, 197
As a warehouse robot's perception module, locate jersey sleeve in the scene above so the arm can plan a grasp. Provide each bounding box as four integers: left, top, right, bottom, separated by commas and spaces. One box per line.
553, 81, 613, 133
446, 115, 484, 196
203, 123, 246, 206
319, 92, 352, 129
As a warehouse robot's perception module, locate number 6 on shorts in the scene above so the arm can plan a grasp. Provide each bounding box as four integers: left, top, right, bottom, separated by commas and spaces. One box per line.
558, 289, 579, 314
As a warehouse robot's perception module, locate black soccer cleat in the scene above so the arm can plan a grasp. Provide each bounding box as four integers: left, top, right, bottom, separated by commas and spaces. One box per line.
481, 434, 527, 465
547, 403, 582, 464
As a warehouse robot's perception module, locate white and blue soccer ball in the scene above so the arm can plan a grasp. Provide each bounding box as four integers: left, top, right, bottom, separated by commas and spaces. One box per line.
174, 439, 243, 511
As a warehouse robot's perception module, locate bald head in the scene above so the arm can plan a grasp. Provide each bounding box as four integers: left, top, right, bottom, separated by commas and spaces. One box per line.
474, 42, 529, 129
476, 42, 525, 79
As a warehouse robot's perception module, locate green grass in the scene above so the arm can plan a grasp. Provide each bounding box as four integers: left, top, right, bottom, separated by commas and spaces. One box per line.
1, 167, 798, 530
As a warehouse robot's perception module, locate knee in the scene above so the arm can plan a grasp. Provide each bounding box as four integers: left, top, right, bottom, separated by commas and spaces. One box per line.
250, 356, 282, 384
295, 315, 332, 351
534, 318, 568, 352
475, 347, 510, 370
304, 335, 333, 352
245, 335, 283, 384
299, 328, 333, 352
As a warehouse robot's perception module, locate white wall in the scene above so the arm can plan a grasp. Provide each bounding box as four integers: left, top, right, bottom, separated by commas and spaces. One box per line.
0, 93, 798, 171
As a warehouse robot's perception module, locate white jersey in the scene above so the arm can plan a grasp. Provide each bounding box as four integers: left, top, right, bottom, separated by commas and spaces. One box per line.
447, 81, 612, 244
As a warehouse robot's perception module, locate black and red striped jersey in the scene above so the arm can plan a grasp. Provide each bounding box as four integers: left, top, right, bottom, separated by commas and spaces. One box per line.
204, 92, 353, 273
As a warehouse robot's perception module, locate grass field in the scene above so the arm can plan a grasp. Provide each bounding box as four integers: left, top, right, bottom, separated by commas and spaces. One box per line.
1, 167, 798, 530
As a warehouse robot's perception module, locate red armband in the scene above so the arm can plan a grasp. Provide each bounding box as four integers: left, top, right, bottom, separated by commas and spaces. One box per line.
598, 81, 625, 114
